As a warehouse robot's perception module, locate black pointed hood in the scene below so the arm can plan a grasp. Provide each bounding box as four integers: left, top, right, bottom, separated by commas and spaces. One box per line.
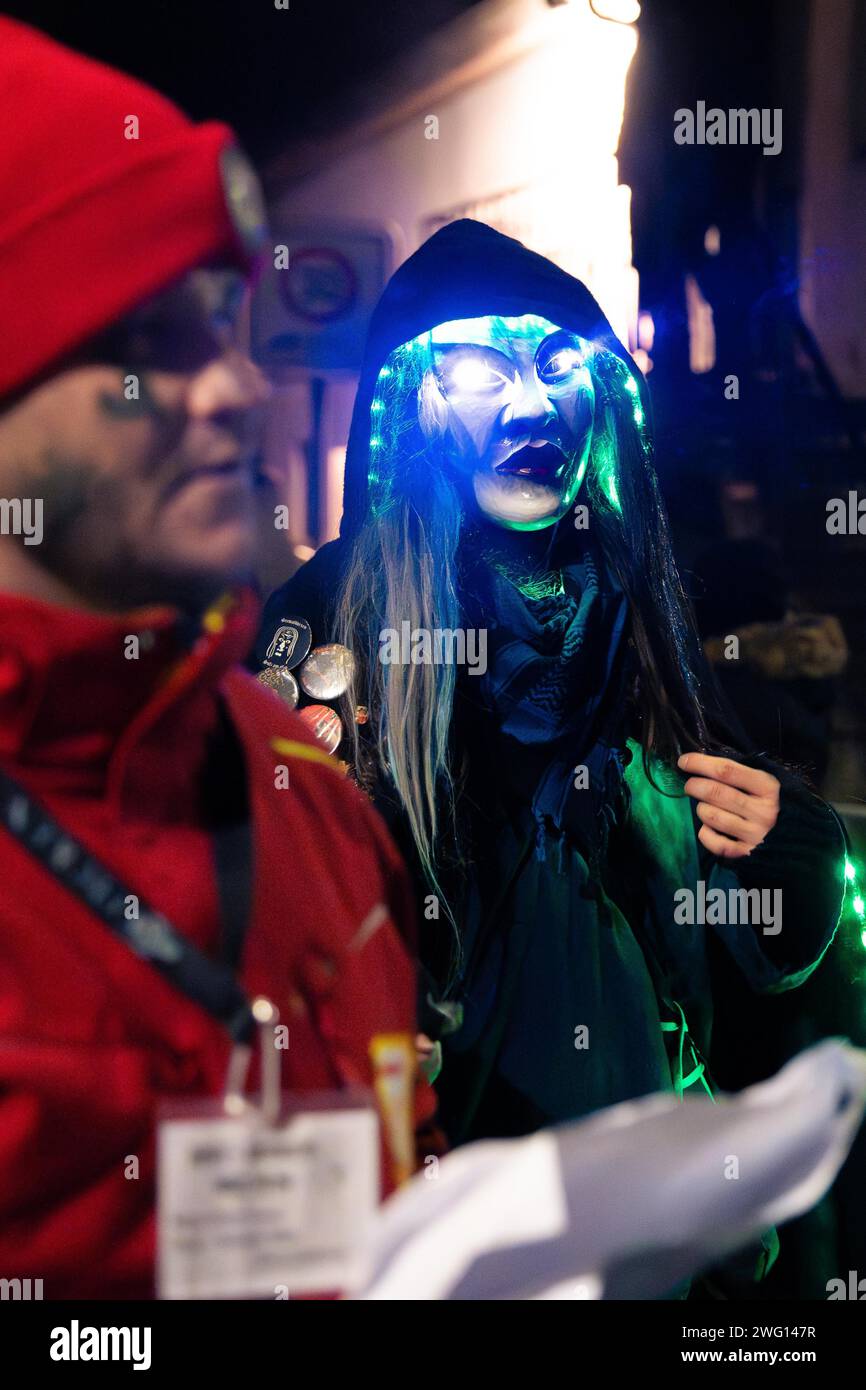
340, 218, 646, 537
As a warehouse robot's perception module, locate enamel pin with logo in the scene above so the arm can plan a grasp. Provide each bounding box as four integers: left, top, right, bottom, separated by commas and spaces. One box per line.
256, 665, 299, 708
298, 644, 355, 701
298, 704, 343, 754
265, 617, 312, 671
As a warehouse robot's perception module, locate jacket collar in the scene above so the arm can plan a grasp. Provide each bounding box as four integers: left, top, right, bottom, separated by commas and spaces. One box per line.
0, 587, 259, 815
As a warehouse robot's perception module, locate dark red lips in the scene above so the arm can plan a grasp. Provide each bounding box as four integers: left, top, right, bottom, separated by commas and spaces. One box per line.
495, 441, 566, 480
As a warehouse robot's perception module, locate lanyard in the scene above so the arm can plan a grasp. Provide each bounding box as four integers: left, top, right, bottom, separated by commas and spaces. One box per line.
0, 765, 257, 1045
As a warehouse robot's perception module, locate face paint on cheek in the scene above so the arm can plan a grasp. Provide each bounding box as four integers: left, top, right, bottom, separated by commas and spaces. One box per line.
96, 369, 190, 478
30, 450, 133, 579
98, 370, 171, 422
32, 453, 91, 549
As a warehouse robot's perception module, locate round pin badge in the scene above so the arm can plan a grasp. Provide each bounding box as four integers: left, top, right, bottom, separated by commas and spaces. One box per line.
298, 704, 343, 754
219, 144, 268, 257
298, 643, 355, 701
257, 665, 299, 708
263, 617, 312, 671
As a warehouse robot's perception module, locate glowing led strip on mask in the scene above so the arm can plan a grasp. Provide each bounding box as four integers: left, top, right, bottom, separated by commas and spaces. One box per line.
366, 315, 650, 520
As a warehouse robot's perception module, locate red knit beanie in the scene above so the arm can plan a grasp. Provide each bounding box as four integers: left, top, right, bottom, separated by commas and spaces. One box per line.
0, 18, 267, 398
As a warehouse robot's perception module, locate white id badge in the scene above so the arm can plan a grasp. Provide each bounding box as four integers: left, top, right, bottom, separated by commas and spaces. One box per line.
157, 1090, 380, 1300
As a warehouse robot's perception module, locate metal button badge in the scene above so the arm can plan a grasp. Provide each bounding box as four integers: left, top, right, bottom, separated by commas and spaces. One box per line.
256, 665, 299, 708
298, 704, 343, 754
218, 144, 269, 257
264, 617, 313, 671
298, 644, 355, 701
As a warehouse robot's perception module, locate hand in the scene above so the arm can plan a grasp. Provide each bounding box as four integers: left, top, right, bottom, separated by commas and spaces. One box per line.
677, 752, 780, 860
415, 1032, 442, 1084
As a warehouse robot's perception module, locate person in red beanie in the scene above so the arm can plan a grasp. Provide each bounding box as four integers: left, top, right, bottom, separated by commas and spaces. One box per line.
0, 19, 434, 1300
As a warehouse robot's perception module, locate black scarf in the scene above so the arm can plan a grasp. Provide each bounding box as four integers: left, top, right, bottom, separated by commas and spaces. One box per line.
463, 542, 633, 871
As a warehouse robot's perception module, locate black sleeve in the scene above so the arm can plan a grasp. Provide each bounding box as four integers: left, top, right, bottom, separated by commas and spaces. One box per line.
719, 768, 847, 991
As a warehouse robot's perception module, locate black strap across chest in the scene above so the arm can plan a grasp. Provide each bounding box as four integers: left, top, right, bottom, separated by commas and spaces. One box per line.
0, 715, 256, 1043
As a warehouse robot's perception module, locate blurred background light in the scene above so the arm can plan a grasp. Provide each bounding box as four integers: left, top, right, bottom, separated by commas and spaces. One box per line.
589, 0, 641, 24
704, 225, 722, 256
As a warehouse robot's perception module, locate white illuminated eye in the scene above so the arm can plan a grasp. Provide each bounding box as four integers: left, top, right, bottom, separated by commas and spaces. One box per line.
448, 355, 505, 395
437, 348, 517, 404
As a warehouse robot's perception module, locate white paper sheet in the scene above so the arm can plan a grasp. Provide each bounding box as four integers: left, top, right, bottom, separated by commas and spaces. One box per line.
359, 1039, 866, 1300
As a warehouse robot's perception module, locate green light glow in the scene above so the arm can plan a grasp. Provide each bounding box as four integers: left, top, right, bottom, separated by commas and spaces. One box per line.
429, 314, 560, 348
514, 571, 566, 601
588, 424, 623, 517
842, 857, 866, 950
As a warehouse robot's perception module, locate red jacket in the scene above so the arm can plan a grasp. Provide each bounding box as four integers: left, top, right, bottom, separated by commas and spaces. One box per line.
0, 588, 434, 1298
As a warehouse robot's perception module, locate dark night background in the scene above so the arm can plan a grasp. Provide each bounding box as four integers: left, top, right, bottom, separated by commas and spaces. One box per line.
3, 0, 485, 161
